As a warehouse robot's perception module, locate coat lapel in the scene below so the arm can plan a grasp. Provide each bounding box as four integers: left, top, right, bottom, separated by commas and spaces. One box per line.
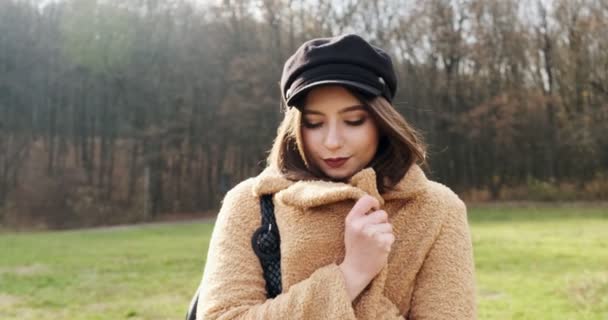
253, 164, 427, 210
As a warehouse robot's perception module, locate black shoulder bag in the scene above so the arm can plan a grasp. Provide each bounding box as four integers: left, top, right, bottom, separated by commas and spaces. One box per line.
186, 194, 282, 320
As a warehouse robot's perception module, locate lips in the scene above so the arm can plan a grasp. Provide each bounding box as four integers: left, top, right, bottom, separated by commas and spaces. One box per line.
324, 157, 349, 168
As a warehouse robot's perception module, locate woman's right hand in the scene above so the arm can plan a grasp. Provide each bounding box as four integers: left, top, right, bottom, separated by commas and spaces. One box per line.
339, 195, 395, 301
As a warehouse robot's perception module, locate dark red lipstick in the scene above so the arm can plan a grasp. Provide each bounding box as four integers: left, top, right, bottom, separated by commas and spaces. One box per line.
324, 157, 349, 168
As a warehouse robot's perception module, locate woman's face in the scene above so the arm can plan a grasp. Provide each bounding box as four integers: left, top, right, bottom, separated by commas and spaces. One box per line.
300, 85, 380, 181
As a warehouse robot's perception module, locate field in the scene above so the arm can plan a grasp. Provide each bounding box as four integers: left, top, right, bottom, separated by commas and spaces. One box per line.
1, 204, 607, 319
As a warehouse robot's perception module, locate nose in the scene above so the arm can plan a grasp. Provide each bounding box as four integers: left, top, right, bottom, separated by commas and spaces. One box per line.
323, 121, 344, 150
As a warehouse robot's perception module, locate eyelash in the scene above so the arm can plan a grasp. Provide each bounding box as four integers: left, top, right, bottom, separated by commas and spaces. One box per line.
303, 118, 366, 129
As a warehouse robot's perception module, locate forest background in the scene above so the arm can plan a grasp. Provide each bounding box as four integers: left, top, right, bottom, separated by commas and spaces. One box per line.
1, 0, 607, 229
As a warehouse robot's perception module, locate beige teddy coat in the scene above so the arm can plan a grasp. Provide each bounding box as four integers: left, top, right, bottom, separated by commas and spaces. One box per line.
196, 164, 476, 319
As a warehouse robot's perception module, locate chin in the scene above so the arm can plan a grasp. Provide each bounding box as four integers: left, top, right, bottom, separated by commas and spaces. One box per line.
322, 167, 355, 181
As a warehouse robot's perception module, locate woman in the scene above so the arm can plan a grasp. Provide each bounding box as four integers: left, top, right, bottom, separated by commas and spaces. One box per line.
195, 34, 476, 319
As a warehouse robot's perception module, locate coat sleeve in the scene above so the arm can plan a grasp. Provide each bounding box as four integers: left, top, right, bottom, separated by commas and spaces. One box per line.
370, 295, 407, 319
408, 199, 477, 319
350, 266, 407, 319
195, 179, 357, 320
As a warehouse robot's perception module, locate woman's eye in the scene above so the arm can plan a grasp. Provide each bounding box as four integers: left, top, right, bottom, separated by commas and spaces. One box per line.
345, 118, 366, 126
303, 121, 322, 129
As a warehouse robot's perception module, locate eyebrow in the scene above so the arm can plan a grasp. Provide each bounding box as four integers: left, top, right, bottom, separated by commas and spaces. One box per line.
302, 105, 366, 115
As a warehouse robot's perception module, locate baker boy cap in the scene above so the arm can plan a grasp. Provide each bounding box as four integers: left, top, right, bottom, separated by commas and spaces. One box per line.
280, 34, 397, 108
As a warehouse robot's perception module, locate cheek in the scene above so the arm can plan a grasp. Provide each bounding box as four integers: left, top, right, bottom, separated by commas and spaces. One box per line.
301, 130, 320, 156
353, 126, 379, 158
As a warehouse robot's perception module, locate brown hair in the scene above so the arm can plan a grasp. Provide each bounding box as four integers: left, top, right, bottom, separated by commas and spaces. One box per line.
267, 87, 426, 194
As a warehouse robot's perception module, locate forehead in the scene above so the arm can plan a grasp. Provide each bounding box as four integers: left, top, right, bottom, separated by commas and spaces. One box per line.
302, 85, 364, 113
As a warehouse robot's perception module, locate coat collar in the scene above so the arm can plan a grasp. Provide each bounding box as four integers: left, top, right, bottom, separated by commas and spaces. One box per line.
252, 164, 428, 209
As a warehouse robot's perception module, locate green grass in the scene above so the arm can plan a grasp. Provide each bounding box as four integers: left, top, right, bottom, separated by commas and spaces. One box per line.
0, 222, 215, 320
1, 205, 607, 319
469, 205, 608, 319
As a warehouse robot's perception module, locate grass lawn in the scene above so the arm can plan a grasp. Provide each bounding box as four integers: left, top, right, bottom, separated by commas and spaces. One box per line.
0, 204, 607, 319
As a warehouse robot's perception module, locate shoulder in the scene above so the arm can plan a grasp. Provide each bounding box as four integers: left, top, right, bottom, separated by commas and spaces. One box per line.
217, 166, 292, 220
424, 180, 466, 211
223, 177, 258, 204
222, 177, 258, 212
419, 179, 467, 224
215, 177, 261, 228
220, 165, 295, 216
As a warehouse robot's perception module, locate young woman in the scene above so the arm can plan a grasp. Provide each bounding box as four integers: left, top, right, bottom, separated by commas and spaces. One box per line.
195, 34, 476, 319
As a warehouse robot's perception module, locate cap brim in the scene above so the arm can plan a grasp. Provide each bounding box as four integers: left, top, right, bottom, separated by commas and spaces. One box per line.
285, 79, 381, 108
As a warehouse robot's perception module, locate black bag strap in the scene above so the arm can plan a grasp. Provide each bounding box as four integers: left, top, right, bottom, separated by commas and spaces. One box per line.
186, 194, 281, 320
185, 287, 199, 320
251, 194, 283, 298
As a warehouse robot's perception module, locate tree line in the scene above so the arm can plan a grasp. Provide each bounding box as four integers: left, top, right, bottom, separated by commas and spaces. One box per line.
1, 0, 607, 228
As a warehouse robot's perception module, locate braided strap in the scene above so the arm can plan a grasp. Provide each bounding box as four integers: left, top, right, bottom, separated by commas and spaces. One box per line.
251, 194, 282, 298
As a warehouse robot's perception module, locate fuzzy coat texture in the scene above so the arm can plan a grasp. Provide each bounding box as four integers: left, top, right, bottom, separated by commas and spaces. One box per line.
196, 164, 476, 319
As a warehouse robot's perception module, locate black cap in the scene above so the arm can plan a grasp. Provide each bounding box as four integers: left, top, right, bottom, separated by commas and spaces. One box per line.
280, 34, 397, 108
